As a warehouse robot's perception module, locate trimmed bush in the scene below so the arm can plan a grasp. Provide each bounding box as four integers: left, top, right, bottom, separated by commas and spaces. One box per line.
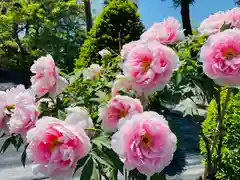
75, 0, 144, 69
200, 89, 240, 180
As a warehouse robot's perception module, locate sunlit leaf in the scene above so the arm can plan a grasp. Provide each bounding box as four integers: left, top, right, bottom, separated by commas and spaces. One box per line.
92, 135, 111, 149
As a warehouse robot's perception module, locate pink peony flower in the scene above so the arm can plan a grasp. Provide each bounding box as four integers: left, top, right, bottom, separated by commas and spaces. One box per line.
4, 85, 26, 106
111, 111, 177, 176
99, 95, 143, 133
30, 55, 68, 98
226, 7, 240, 29
8, 90, 39, 137
122, 40, 179, 93
121, 40, 141, 60
140, 17, 184, 45
198, 11, 226, 35
26, 116, 91, 179
0, 85, 26, 131
83, 64, 102, 81
200, 29, 240, 86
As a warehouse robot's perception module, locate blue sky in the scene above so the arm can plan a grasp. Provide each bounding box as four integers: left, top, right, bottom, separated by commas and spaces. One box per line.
139, 0, 236, 28
92, 0, 236, 28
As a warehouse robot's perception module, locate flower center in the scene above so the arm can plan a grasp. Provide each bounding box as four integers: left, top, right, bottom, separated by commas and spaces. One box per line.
142, 57, 151, 72
224, 48, 237, 60
119, 110, 128, 117
141, 133, 152, 148
4, 104, 15, 111
49, 138, 61, 152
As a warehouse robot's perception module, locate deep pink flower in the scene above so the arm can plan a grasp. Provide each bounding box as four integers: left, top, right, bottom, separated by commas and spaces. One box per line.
111, 111, 177, 176
198, 11, 226, 35
99, 95, 143, 133
200, 29, 240, 86
122, 40, 179, 93
26, 116, 91, 179
30, 55, 68, 98
141, 17, 184, 44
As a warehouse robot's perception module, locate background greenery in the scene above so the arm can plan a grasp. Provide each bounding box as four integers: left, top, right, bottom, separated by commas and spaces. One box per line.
75, 0, 144, 69
200, 89, 240, 180
0, 0, 86, 72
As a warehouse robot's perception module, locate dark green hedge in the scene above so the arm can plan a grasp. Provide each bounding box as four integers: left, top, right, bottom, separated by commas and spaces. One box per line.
200, 89, 240, 180
75, 0, 144, 69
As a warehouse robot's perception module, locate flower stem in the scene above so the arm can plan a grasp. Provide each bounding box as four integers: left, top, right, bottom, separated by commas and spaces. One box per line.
215, 88, 231, 169
207, 87, 231, 178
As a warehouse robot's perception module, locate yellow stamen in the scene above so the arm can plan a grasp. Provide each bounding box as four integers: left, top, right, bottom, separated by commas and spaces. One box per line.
142, 61, 151, 72
224, 48, 237, 60
49, 139, 61, 152
5, 105, 15, 111
119, 110, 128, 117
141, 134, 152, 148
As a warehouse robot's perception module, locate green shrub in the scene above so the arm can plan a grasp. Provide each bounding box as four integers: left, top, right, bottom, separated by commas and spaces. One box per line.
200, 89, 240, 180
75, 0, 144, 69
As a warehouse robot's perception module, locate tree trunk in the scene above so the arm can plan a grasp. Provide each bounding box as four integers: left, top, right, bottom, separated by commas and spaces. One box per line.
180, 1, 192, 36
84, 0, 93, 32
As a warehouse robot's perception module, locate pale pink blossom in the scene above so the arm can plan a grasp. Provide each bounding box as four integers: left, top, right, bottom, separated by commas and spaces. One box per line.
111, 75, 144, 97
66, 107, 93, 130
226, 7, 240, 29
4, 85, 26, 106
8, 90, 39, 137
198, 11, 226, 35
0, 85, 26, 131
140, 17, 185, 44
0, 92, 6, 129
98, 49, 111, 57
26, 116, 91, 179
30, 55, 68, 98
83, 64, 102, 81
99, 95, 143, 133
111, 111, 177, 176
111, 75, 149, 107
122, 40, 179, 93
200, 29, 240, 86
121, 40, 141, 60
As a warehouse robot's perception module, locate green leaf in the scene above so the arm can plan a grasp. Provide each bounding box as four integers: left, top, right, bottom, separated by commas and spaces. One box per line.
91, 163, 99, 180
12, 135, 23, 151
58, 110, 66, 120
176, 72, 182, 86
21, 144, 28, 168
0, 136, 13, 153
80, 156, 94, 180
104, 148, 124, 174
73, 154, 89, 176
92, 135, 111, 149
91, 149, 114, 167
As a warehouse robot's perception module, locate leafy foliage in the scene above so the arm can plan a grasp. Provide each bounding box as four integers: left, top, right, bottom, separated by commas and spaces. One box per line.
75, 0, 144, 69
0, 0, 86, 72
200, 89, 240, 179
